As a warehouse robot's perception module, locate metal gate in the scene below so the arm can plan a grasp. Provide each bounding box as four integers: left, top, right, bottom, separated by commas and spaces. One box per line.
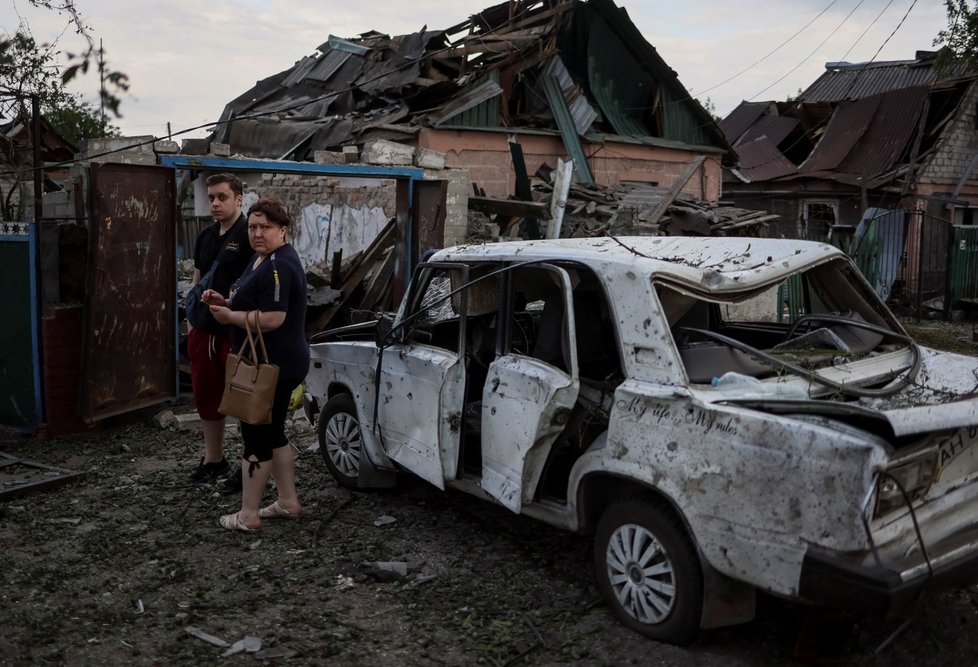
950, 226, 978, 310
80, 163, 177, 421
0, 222, 41, 430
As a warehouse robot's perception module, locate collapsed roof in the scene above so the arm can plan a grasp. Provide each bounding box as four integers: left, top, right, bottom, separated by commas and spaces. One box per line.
720, 50, 975, 188
213, 0, 728, 161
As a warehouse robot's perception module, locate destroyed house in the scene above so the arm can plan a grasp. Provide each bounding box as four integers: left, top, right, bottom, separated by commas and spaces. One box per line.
213, 0, 730, 203
720, 50, 978, 236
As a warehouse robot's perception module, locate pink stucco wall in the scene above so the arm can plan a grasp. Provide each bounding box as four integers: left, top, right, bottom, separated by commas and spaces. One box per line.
416, 129, 723, 204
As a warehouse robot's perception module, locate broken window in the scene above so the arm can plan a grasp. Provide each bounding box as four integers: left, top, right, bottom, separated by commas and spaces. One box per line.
801, 200, 838, 240
660, 258, 906, 385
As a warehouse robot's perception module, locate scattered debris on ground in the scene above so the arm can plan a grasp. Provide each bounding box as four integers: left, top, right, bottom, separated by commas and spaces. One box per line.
2, 394, 977, 665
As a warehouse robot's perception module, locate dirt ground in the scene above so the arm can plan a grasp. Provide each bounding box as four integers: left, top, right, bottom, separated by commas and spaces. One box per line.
1, 322, 977, 666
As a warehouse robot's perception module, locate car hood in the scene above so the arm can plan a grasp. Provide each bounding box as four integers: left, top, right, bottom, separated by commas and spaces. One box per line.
859, 347, 978, 437
715, 347, 978, 440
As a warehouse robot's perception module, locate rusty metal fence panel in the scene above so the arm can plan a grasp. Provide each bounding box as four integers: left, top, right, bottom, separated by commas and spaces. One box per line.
81, 163, 177, 422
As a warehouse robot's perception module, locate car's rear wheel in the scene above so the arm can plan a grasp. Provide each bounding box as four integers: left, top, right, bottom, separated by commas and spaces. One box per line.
594, 498, 703, 645
318, 394, 362, 488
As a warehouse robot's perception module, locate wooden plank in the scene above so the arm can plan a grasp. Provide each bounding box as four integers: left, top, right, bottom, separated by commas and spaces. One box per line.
546, 158, 574, 239
311, 221, 396, 333
468, 196, 549, 218
359, 250, 397, 315
330, 250, 343, 288
644, 156, 707, 226
714, 214, 780, 231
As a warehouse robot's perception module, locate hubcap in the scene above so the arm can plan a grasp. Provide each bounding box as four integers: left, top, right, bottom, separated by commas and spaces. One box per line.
606, 522, 676, 625
324, 412, 361, 478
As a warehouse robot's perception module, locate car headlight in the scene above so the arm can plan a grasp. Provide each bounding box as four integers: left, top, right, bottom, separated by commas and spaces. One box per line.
874, 453, 938, 518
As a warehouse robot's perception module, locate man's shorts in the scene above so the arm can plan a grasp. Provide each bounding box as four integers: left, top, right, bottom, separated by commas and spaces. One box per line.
188, 327, 232, 421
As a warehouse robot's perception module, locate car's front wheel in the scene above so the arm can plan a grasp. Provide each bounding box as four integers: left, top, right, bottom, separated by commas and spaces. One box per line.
593, 498, 703, 645
318, 394, 362, 488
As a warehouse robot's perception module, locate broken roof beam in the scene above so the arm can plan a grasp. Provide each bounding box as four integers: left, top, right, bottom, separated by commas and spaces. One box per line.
465, 2, 574, 38
469, 196, 549, 218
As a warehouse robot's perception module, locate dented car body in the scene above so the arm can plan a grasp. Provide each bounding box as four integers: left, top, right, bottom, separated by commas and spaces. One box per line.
305, 237, 978, 644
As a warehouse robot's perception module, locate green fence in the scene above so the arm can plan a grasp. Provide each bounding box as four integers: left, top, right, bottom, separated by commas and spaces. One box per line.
950, 225, 978, 309
0, 222, 41, 431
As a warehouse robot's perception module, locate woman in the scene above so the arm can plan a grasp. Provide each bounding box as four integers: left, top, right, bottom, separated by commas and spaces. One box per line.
203, 196, 309, 532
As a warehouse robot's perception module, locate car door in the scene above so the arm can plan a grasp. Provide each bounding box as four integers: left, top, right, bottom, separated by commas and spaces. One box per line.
480, 265, 580, 512
377, 263, 469, 489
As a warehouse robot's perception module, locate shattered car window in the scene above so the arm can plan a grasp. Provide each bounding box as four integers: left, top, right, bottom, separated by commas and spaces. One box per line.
661, 258, 915, 388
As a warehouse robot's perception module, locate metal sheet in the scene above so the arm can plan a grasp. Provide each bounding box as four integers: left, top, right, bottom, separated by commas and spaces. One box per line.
737, 115, 798, 148
797, 95, 879, 174
799, 55, 947, 103
719, 102, 770, 145
799, 87, 929, 184
733, 139, 798, 182
81, 163, 177, 422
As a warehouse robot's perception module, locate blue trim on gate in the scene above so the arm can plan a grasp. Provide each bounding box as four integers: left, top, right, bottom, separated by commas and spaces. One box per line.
158, 155, 424, 180
1, 224, 43, 432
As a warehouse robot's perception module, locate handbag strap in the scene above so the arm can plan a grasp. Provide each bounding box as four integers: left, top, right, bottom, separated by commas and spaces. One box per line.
251, 310, 271, 364
241, 310, 259, 363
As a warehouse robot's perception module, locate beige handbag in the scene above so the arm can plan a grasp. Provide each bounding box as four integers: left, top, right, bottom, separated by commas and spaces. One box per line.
219, 311, 280, 424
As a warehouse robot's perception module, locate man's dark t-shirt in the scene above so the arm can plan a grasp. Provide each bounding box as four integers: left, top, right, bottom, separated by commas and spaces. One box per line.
193, 213, 251, 300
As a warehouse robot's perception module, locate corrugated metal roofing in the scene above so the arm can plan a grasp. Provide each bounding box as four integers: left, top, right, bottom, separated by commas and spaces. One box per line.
736, 115, 798, 149
797, 95, 879, 174
799, 56, 938, 103
801, 86, 929, 187
733, 139, 798, 182
719, 102, 769, 145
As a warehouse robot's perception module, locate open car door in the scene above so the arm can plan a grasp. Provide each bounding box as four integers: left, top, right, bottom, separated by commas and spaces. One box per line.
377, 263, 469, 489
480, 265, 580, 512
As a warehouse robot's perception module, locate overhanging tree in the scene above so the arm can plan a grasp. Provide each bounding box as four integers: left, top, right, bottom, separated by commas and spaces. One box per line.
934, 0, 978, 72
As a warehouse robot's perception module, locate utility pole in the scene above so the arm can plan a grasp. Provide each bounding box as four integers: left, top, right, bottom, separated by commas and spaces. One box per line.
98, 39, 106, 134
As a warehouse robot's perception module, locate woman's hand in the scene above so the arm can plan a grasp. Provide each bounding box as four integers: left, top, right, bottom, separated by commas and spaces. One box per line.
209, 304, 232, 325
201, 289, 226, 307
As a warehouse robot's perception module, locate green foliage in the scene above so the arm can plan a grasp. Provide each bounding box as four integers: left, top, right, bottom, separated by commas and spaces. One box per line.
934, 0, 978, 73
0, 1, 127, 125
0, 31, 117, 143
701, 97, 721, 123
45, 95, 119, 146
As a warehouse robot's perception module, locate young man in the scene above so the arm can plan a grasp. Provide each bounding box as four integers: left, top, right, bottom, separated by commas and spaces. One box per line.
187, 173, 250, 493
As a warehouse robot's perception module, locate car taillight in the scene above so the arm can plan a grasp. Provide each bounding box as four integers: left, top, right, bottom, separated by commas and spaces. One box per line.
874, 453, 938, 518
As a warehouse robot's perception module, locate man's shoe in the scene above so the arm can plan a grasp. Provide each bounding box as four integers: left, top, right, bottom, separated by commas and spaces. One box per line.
187, 457, 230, 485
217, 467, 243, 495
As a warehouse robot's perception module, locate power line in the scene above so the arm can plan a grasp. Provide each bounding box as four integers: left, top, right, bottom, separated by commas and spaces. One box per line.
693, 0, 840, 98
748, 0, 866, 102
835, 0, 897, 64
837, 0, 918, 101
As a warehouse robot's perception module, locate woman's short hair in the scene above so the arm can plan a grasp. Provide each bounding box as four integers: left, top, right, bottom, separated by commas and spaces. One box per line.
248, 197, 291, 227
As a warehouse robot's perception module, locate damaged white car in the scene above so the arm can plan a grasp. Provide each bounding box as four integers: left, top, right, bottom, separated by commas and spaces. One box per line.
304, 237, 978, 645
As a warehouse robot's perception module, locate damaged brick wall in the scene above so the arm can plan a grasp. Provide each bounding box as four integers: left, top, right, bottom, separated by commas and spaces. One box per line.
417, 129, 723, 205
254, 173, 397, 218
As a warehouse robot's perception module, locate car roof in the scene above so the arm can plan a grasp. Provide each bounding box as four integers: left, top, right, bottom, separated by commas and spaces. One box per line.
431, 237, 844, 294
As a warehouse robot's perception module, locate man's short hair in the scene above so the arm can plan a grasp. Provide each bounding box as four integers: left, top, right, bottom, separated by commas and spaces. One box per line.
205, 173, 244, 197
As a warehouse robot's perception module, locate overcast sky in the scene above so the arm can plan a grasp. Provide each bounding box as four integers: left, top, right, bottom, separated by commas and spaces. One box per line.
0, 0, 949, 140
